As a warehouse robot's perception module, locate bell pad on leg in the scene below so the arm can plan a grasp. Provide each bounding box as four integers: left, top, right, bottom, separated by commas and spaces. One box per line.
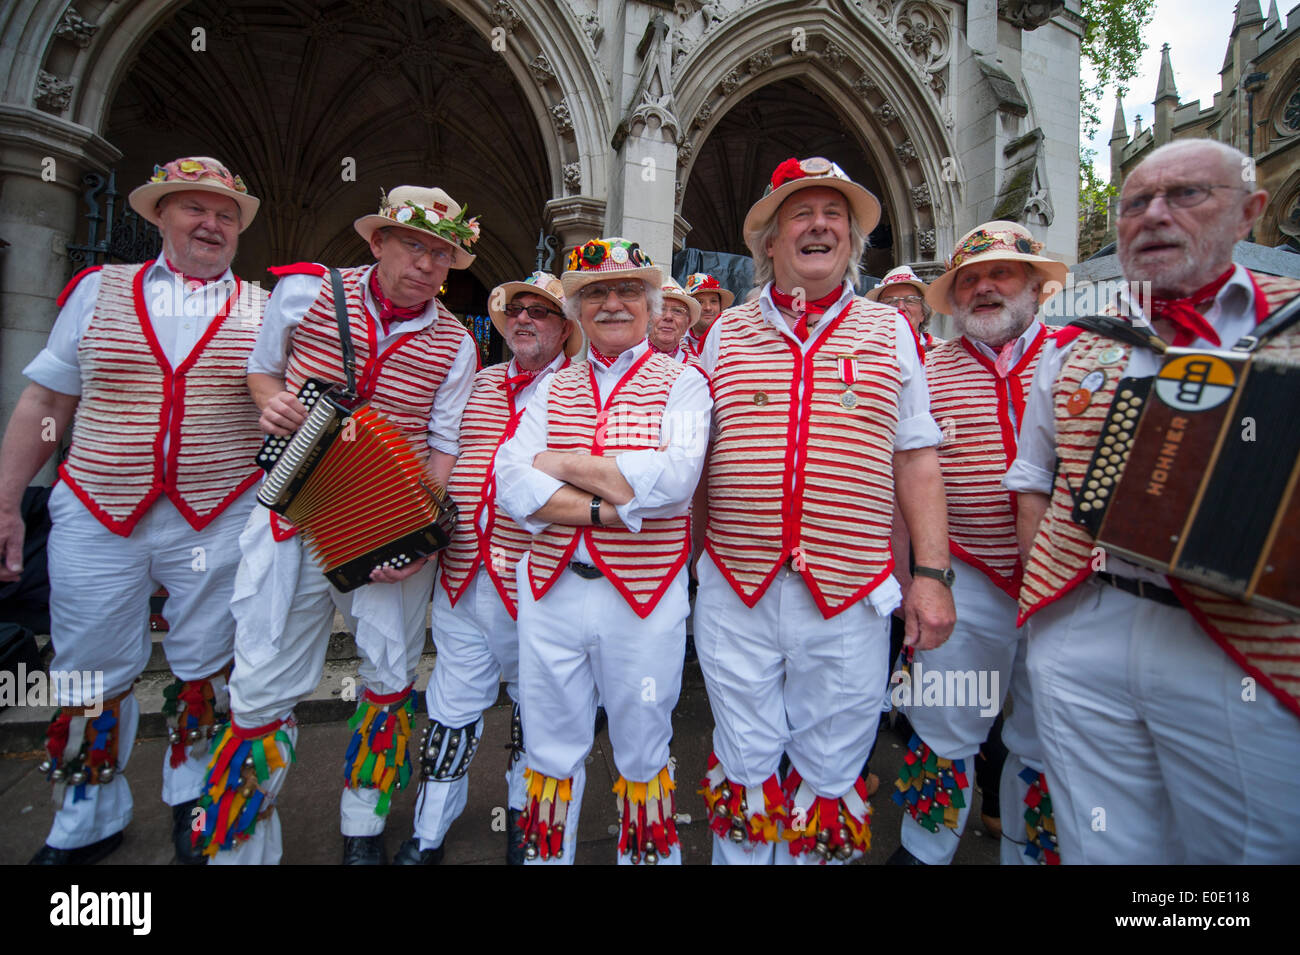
344, 685, 416, 816
192, 718, 295, 858
699, 751, 787, 845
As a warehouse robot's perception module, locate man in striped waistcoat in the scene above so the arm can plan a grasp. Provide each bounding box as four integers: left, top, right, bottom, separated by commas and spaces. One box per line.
1006, 139, 1300, 863
392, 271, 581, 865
194, 186, 479, 865
683, 272, 733, 355
696, 157, 955, 864
889, 221, 1067, 866
0, 157, 266, 865
496, 237, 712, 864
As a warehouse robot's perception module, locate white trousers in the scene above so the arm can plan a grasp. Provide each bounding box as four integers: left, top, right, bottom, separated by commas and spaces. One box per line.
998, 636, 1047, 865
43, 481, 255, 849
217, 509, 435, 862
899, 555, 1017, 864
694, 553, 889, 865
412, 570, 526, 850
516, 557, 688, 866
1027, 577, 1300, 864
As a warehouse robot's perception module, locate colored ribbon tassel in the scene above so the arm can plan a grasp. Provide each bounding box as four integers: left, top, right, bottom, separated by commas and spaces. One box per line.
1019, 767, 1060, 865
614, 765, 679, 864
698, 751, 787, 844
161, 670, 230, 769
341, 687, 415, 816
38, 698, 124, 804
892, 733, 967, 833
782, 769, 872, 862
518, 768, 573, 861
192, 721, 295, 858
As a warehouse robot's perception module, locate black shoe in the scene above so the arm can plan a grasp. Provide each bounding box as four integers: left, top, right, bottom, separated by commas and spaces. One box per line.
171, 799, 207, 865
29, 831, 124, 865
505, 809, 527, 866
342, 834, 387, 865
593, 706, 608, 737
886, 844, 928, 866
391, 836, 444, 865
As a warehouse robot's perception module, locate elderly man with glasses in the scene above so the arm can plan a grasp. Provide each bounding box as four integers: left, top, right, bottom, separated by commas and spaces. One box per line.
867, 266, 941, 352
393, 272, 580, 865
194, 185, 479, 865
495, 237, 712, 865
1007, 138, 1300, 863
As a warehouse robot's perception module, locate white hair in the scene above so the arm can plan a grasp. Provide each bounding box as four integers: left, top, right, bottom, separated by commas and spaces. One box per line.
748, 208, 868, 291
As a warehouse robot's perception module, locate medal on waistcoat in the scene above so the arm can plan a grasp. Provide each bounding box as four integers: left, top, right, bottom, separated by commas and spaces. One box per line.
836, 354, 859, 409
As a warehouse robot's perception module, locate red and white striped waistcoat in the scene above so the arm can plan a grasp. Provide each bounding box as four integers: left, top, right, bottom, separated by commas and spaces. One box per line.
440, 362, 557, 619
927, 325, 1050, 598
705, 298, 904, 618
526, 352, 691, 618
1019, 271, 1300, 718
272, 263, 470, 467
58, 262, 266, 536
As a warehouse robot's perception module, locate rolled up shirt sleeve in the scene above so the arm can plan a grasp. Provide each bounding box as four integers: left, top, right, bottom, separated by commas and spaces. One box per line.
247, 272, 323, 378
427, 334, 479, 456
611, 366, 713, 532
495, 377, 565, 534
22, 272, 103, 396
1003, 338, 1067, 494
893, 314, 942, 450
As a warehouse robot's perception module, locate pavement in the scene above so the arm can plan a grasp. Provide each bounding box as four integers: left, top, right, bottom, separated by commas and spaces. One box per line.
0, 632, 1002, 865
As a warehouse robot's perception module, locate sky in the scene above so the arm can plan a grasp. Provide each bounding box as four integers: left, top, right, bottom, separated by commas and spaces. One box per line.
1084, 0, 1265, 179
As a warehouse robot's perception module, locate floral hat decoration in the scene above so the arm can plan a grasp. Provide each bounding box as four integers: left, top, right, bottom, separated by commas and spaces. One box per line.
489, 271, 584, 358
128, 156, 260, 232
742, 156, 882, 252
683, 272, 735, 309
353, 186, 480, 269
560, 237, 662, 297
924, 220, 1067, 311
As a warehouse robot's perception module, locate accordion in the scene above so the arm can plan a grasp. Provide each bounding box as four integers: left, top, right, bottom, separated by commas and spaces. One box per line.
256, 378, 457, 592
1073, 343, 1300, 616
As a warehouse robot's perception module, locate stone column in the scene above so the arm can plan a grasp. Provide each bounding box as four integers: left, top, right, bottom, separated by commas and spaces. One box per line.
544, 195, 608, 265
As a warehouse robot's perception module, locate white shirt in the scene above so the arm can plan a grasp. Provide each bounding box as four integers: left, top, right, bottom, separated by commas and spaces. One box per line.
1004, 264, 1259, 583
25, 258, 239, 396
495, 340, 714, 564
959, 319, 1047, 434
248, 265, 479, 456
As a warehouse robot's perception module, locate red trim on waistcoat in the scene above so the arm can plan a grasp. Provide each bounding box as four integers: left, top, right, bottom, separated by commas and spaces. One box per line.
268, 262, 327, 278
57, 266, 103, 307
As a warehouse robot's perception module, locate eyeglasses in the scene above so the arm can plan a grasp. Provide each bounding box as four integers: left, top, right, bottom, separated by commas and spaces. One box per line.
879, 294, 923, 306
503, 302, 563, 320
397, 236, 453, 265
1118, 184, 1246, 218
579, 281, 646, 303
664, 304, 692, 319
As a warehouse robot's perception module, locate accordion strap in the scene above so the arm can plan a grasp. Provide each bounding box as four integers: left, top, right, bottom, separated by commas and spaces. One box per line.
1232, 290, 1300, 353
1063, 315, 1167, 354
329, 267, 358, 397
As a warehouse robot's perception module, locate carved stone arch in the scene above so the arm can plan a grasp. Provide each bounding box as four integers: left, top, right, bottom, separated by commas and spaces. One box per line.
670, 0, 958, 265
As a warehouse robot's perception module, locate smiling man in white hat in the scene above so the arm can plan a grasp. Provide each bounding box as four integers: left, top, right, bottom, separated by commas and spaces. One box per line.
393, 271, 578, 865
0, 156, 267, 865
192, 185, 480, 865
649, 279, 703, 367
867, 265, 939, 351
694, 156, 954, 864
683, 273, 734, 353
495, 237, 712, 865
888, 220, 1066, 866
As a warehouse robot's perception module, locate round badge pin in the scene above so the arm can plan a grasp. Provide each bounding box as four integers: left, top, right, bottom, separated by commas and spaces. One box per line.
840, 391, 858, 410
1080, 369, 1105, 393
1098, 346, 1124, 366
1066, 388, 1091, 415
753, 391, 769, 406
610, 246, 629, 264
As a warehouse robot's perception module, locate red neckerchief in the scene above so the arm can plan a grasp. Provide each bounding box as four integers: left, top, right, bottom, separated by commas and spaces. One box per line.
1142, 267, 1234, 347
769, 285, 843, 342
165, 258, 217, 289
648, 339, 679, 356
588, 343, 619, 368
367, 269, 428, 337
501, 366, 540, 397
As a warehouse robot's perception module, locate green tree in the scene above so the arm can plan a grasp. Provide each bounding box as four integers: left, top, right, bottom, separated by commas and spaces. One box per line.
1078, 0, 1154, 251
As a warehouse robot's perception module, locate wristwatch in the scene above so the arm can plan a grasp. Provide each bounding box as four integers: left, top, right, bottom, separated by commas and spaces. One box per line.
591, 495, 603, 526
913, 565, 955, 588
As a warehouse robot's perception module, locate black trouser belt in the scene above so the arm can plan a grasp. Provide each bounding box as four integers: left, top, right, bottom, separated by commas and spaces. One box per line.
568, 561, 604, 580
1096, 572, 1182, 608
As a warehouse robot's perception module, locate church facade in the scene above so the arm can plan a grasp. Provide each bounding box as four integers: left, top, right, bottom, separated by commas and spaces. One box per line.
0, 0, 1084, 425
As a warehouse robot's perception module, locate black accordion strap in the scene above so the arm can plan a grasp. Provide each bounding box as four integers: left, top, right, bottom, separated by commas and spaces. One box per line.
1063, 315, 1167, 354
329, 267, 358, 396
1232, 290, 1300, 353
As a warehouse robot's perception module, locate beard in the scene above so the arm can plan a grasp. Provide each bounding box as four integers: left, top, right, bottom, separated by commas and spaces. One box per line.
1118, 229, 1228, 298
953, 281, 1039, 348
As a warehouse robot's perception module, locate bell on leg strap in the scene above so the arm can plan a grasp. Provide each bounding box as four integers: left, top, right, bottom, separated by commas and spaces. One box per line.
192, 716, 295, 857
699, 752, 786, 844
518, 768, 572, 861
162, 664, 232, 769
614, 765, 678, 865
1020, 767, 1060, 865
343, 685, 416, 816
893, 732, 967, 832
783, 768, 872, 862
39, 688, 133, 804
